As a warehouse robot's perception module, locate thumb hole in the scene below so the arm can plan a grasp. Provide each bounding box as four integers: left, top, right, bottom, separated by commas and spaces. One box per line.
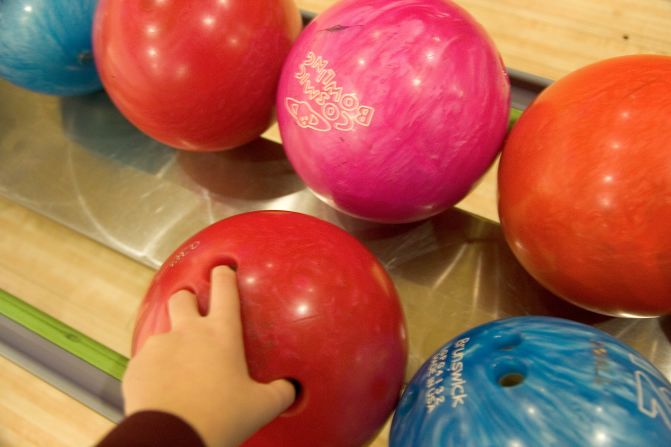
264, 378, 299, 415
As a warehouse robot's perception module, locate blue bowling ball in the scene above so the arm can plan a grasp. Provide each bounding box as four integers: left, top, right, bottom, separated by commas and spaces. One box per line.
0, 0, 101, 95
391, 316, 671, 446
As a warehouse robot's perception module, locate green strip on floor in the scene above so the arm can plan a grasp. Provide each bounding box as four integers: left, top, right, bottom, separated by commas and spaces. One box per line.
0, 289, 128, 380
0, 107, 526, 383
509, 107, 523, 130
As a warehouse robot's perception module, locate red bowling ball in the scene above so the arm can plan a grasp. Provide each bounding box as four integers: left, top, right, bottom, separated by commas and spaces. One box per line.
93, 0, 301, 151
133, 211, 408, 447
498, 55, 671, 317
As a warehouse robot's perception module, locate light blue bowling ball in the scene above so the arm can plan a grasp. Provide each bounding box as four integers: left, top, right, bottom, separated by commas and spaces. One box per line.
391, 316, 671, 446
0, 0, 101, 95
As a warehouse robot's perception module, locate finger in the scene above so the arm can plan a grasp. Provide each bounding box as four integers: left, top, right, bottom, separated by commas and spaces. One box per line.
167, 290, 199, 329
208, 266, 242, 332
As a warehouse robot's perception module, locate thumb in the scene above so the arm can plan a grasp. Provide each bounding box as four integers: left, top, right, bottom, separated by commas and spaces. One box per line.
257, 379, 297, 419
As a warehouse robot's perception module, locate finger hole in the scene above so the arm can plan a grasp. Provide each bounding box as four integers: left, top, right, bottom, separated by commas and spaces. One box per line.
167, 289, 200, 324
205, 260, 241, 318
281, 378, 306, 417
169, 287, 205, 317
206, 258, 239, 277
168, 289, 197, 306
168, 286, 197, 297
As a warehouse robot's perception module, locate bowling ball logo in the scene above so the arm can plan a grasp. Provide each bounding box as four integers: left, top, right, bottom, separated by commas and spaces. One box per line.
423, 336, 471, 413
284, 98, 331, 132
285, 51, 375, 133
277, 0, 511, 223
390, 317, 671, 447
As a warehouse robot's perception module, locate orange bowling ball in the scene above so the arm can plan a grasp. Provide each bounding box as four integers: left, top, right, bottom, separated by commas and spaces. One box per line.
498, 55, 671, 317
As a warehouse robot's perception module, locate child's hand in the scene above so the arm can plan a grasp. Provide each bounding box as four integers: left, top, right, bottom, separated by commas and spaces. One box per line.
122, 265, 296, 447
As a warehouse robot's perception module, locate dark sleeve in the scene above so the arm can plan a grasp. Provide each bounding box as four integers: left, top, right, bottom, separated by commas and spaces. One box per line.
96, 410, 207, 447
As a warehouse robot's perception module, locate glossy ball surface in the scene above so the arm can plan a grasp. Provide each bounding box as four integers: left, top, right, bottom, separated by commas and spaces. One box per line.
0, 0, 101, 95
133, 211, 408, 447
276, 0, 510, 223
391, 316, 671, 446
93, 0, 301, 151
498, 55, 671, 317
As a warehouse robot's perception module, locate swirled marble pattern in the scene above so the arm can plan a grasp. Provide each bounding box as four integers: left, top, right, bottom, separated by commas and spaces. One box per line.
0, 0, 101, 95
277, 0, 510, 223
391, 316, 671, 446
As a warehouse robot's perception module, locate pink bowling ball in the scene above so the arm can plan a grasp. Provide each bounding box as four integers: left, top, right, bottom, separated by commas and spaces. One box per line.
277, 0, 510, 223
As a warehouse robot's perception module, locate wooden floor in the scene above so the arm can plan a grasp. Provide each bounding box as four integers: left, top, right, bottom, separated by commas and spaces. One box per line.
1, 1, 670, 446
